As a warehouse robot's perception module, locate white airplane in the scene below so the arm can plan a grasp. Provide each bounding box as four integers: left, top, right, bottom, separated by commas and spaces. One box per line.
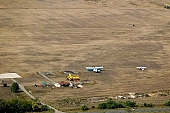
136, 67, 146, 71
86, 66, 103, 73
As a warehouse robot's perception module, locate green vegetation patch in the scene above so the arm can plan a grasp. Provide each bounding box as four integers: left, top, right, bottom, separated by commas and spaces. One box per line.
164, 4, 170, 9
0, 98, 53, 113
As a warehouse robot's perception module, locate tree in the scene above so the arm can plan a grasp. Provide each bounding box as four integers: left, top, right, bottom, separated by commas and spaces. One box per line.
98, 99, 124, 109
41, 105, 48, 111
144, 103, 154, 107
0, 99, 7, 113
11, 82, 19, 93
106, 99, 117, 109
32, 102, 39, 111
116, 102, 124, 108
0, 99, 50, 113
165, 100, 170, 106
124, 101, 137, 107
81, 104, 89, 111
98, 103, 107, 109
106, 98, 124, 109
19, 100, 32, 112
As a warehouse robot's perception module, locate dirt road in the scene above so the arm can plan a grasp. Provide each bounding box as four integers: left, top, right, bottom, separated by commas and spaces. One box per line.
37, 72, 56, 84
11, 78, 64, 113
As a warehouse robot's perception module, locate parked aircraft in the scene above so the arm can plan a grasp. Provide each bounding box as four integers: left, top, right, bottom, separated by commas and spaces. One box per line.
136, 67, 146, 71
86, 66, 103, 73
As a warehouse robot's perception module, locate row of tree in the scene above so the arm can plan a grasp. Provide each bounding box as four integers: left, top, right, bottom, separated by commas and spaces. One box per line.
0, 98, 52, 113
97, 99, 137, 109
82, 98, 170, 111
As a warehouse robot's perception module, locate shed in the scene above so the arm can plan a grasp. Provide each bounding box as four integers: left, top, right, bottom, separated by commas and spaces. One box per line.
0, 73, 22, 79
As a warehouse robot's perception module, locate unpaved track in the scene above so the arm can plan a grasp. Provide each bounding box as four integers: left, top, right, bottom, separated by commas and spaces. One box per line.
37, 72, 56, 84
11, 78, 36, 99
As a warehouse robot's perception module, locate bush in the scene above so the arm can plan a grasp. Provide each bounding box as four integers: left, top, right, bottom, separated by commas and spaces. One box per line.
98, 99, 124, 109
116, 102, 124, 108
0, 99, 7, 113
106, 100, 117, 109
20, 100, 32, 112
106, 99, 115, 109
144, 103, 154, 107
5, 99, 32, 113
124, 101, 137, 107
11, 82, 19, 93
164, 4, 170, 9
165, 100, 170, 106
32, 102, 39, 111
98, 103, 107, 109
81, 104, 89, 111
41, 105, 48, 111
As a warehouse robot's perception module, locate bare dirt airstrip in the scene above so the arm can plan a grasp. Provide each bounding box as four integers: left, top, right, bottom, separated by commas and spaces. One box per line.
0, 0, 170, 112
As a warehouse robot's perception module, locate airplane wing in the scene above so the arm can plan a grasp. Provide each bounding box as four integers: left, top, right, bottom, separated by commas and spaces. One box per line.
86, 66, 103, 72
136, 67, 146, 69
136, 67, 146, 71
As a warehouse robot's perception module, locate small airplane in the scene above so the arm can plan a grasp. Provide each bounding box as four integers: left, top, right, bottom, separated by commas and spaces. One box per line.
85, 66, 103, 73
136, 67, 146, 71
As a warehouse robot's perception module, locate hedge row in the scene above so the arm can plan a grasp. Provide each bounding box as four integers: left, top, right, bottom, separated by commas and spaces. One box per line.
81, 98, 157, 111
